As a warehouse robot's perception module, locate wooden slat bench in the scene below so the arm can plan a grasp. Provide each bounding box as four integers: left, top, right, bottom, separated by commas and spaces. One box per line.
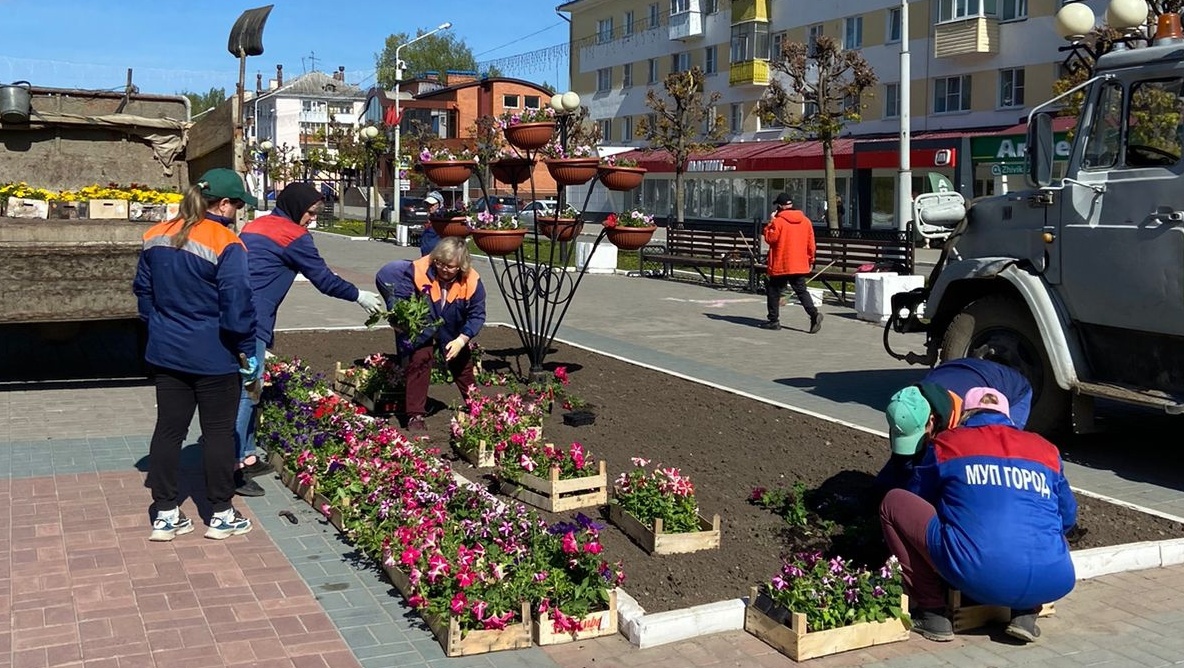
752, 227, 914, 303
371, 222, 423, 247
639, 227, 759, 288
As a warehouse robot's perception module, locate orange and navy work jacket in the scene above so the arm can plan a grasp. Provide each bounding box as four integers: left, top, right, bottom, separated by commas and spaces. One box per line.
376, 255, 486, 351
132, 215, 256, 375
762, 208, 815, 276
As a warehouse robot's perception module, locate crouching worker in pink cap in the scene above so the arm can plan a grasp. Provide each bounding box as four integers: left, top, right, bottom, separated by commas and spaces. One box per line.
879, 387, 1078, 644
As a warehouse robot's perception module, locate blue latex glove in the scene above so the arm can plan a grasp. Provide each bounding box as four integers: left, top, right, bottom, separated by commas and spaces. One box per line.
239, 355, 261, 385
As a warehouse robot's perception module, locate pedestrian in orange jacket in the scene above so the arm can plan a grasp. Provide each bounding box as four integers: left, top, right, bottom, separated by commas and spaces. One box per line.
762, 193, 822, 333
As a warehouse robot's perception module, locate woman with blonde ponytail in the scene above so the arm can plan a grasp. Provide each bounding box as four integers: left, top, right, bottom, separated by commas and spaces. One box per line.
132, 168, 259, 542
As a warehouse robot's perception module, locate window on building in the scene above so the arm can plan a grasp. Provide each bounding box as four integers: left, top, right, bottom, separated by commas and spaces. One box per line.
844, 17, 863, 49
808, 24, 824, 53
1000, 0, 1027, 21
624, 10, 635, 35
705, 46, 717, 74
524, 95, 540, 109
623, 116, 634, 141
647, 113, 658, 137
648, 58, 659, 83
885, 83, 901, 118
598, 17, 614, 43
934, 75, 972, 112
772, 31, 785, 60
597, 68, 612, 92
731, 103, 744, 133
503, 94, 520, 108
887, 7, 902, 42
623, 63, 634, 87
648, 2, 660, 28
704, 0, 718, 13
599, 119, 613, 142
998, 68, 1025, 108
671, 51, 690, 74
938, 0, 995, 22
731, 21, 770, 62
671, 0, 690, 14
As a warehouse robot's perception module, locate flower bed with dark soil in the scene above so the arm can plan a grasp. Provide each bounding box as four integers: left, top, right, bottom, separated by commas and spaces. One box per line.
273, 326, 1184, 614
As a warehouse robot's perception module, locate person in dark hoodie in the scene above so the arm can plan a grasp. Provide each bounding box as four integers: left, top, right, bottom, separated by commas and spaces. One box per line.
235, 183, 384, 495
133, 168, 258, 541
761, 193, 821, 333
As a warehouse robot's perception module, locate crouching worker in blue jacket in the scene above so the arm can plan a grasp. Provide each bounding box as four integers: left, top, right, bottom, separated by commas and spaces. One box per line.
375, 237, 486, 433
879, 387, 1077, 644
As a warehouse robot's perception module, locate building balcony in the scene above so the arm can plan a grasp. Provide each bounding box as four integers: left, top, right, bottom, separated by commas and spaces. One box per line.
669, 7, 704, 40
729, 60, 770, 87
933, 16, 1000, 58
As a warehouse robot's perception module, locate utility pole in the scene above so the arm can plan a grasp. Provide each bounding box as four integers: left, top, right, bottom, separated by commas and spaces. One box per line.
896, 0, 913, 233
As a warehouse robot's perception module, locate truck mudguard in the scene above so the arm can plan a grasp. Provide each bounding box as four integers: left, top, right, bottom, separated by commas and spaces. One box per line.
927, 257, 1086, 392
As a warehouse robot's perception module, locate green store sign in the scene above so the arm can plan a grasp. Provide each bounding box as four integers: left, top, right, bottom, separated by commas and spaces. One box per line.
971, 133, 1072, 165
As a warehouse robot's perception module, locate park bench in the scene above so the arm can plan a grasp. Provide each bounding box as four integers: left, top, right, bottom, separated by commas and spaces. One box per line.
371, 221, 423, 247
639, 227, 759, 288
752, 227, 914, 303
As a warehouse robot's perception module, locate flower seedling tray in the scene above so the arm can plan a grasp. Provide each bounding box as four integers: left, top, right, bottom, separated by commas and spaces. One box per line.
745, 587, 911, 661
49, 201, 88, 219
270, 450, 295, 489
947, 589, 1055, 633
562, 410, 596, 427
5, 197, 49, 219
533, 588, 618, 646
607, 504, 720, 555
87, 198, 129, 219
499, 459, 608, 513
454, 438, 495, 468
332, 362, 360, 400
333, 362, 403, 415
312, 492, 347, 534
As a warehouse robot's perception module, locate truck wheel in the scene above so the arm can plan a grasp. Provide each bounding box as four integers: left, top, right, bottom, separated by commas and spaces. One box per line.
940, 295, 1070, 435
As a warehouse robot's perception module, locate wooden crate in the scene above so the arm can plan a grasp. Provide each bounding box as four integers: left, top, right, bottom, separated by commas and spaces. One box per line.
425, 600, 532, 657
5, 197, 49, 218
500, 459, 608, 512
128, 202, 177, 222
533, 589, 619, 645
607, 504, 720, 555
454, 439, 495, 468
745, 587, 911, 661
381, 563, 415, 599
87, 199, 129, 219
312, 492, 347, 534
332, 362, 359, 400
948, 590, 1055, 633
335, 362, 403, 414
49, 201, 88, 219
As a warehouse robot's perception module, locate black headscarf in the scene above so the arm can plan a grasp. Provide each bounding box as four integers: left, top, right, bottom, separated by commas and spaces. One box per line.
275, 183, 323, 222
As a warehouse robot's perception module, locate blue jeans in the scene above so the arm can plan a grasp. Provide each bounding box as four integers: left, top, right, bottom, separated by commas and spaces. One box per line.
234, 338, 267, 463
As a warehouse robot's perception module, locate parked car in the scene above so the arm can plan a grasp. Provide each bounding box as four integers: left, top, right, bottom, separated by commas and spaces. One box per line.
381, 196, 430, 223
472, 195, 522, 217
520, 199, 559, 217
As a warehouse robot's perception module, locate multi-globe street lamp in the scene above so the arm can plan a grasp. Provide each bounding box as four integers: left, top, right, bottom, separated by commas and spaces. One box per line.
392, 21, 452, 226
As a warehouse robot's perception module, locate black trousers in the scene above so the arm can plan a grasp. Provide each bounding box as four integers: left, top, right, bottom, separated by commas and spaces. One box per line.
146, 367, 240, 514
766, 274, 818, 323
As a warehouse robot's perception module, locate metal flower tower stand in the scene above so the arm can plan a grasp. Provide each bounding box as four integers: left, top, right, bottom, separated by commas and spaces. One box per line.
418, 92, 650, 380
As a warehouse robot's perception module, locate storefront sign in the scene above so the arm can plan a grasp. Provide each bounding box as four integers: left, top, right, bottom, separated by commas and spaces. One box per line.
990, 163, 1028, 176
971, 133, 1071, 164
686, 159, 736, 172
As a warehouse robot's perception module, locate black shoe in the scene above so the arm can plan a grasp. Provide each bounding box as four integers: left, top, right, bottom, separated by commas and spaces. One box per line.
235, 473, 265, 497
911, 608, 954, 642
759, 320, 781, 330
809, 312, 824, 334
1005, 609, 1041, 643
241, 458, 274, 478
407, 416, 428, 433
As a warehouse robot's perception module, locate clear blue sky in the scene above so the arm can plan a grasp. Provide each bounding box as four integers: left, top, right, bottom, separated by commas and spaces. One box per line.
0, 1, 571, 97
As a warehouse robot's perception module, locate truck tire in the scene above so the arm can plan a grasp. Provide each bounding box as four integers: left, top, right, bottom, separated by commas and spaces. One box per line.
939, 295, 1070, 436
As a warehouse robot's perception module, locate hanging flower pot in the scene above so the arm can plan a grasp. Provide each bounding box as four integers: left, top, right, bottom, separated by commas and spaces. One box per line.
472, 228, 528, 256
490, 158, 534, 185
429, 216, 471, 238
504, 122, 556, 152
420, 160, 477, 188
598, 166, 647, 191
605, 225, 657, 251
536, 217, 583, 242
544, 158, 600, 187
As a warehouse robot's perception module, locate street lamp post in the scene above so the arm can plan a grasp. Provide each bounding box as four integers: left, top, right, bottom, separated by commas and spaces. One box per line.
1055, 0, 1154, 75
360, 125, 379, 237
392, 21, 452, 227
896, 0, 911, 234
259, 140, 273, 210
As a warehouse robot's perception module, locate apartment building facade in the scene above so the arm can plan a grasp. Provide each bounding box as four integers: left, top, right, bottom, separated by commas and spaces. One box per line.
249, 66, 366, 168
559, 0, 1100, 228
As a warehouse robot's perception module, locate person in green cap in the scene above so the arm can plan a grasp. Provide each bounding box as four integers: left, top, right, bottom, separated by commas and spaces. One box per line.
134, 168, 259, 542
874, 381, 962, 499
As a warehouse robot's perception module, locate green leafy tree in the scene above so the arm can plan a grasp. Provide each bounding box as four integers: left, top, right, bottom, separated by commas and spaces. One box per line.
636, 67, 725, 225
757, 35, 877, 229
376, 31, 478, 88
182, 87, 227, 116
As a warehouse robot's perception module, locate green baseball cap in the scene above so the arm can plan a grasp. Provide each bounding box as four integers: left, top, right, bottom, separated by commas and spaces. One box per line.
197, 168, 258, 208
886, 385, 932, 456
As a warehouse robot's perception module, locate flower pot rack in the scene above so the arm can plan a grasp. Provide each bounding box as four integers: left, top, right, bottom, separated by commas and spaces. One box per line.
418, 101, 647, 379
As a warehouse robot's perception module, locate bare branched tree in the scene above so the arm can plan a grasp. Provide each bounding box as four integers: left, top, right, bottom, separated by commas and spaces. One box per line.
637, 67, 725, 225
756, 35, 877, 229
